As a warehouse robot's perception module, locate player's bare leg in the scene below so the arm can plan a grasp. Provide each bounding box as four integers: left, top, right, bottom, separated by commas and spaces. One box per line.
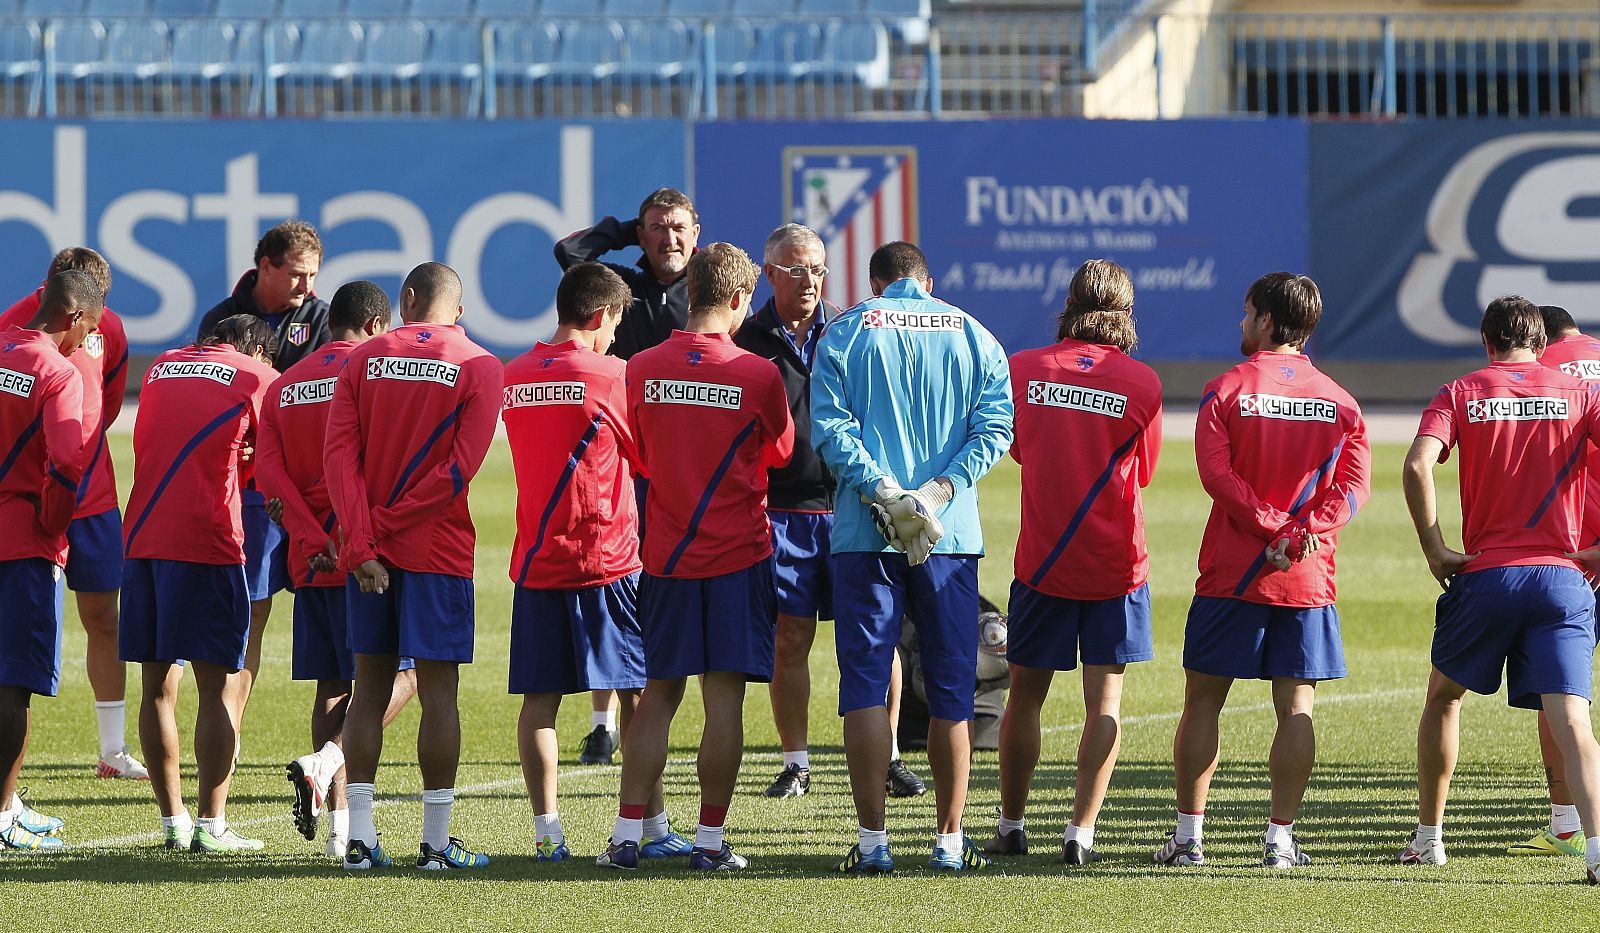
1268, 678, 1316, 824
617, 677, 686, 809
884, 650, 924, 796
190, 660, 239, 821
413, 660, 461, 790
843, 706, 892, 833
1415, 667, 1467, 827
615, 687, 666, 817
76, 591, 124, 704
1540, 711, 1573, 805
518, 692, 562, 815
1540, 692, 1600, 876
343, 654, 399, 787
0, 687, 30, 811
770, 613, 816, 755
996, 664, 1053, 823
1173, 671, 1232, 814
311, 680, 352, 813
927, 716, 971, 835
691, 671, 748, 860
1074, 664, 1127, 831
138, 663, 184, 818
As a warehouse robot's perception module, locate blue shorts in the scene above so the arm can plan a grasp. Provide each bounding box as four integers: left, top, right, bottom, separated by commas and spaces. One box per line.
509, 573, 646, 694
834, 553, 979, 721
242, 495, 290, 602
345, 568, 474, 663
119, 558, 250, 669
770, 510, 834, 621
0, 559, 65, 696
1007, 579, 1154, 671
293, 583, 416, 681
64, 507, 123, 593
1183, 595, 1346, 681
1433, 565, 1597, 710
639, 560, 776, 681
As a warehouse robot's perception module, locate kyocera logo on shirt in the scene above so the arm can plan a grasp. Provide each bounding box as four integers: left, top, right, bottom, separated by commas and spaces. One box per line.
643, 379, 742, 409
148, 361, 237, 385
0, 367, 36, 398
1559, 360, 1600, 381
504, 381, 586, 409
280, 377, 337, 408
365, 357, 460, 387
1238, 394, 1338, 423
1027, 380, 1126, 418
861, 309, 963, 332
1467, 396, 1569, 423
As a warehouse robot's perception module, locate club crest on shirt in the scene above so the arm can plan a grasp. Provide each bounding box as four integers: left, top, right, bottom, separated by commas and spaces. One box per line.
2, 342, 15, 353
321, 352, 337, 366
148, 360, 237, 385
416, 331, 433, 343
280, 377, 337, 408
1466, 396, 1568, 423
861, 308, 962, 332
1279, 366, 1296, 380
286, 323, 310, 346
505, 381, 585, 409
1559, 359, 1600, 381
1238, 393, 1337, 423
1076, 356, 1094, 371
83, 332, 104, 359
1027, 380, 1126, 417
686, 351, 703, 367
0, 367, 36, 398
643, 379, 742, 409
540, 358, 554, 369
365, 356, 459, 386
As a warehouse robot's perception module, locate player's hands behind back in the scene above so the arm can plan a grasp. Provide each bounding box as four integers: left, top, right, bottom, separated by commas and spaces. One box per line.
867, 479, 947, 567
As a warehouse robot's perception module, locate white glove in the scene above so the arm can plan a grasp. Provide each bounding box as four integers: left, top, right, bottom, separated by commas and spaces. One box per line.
866, 479, 909, 553
867, 479, 950, 566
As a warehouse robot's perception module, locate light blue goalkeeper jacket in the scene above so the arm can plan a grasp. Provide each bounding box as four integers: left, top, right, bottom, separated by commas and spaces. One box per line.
810, 277, 1014, 556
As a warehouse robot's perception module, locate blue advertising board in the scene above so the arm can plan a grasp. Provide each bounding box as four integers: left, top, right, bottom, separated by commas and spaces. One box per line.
694, 119, 1309, 359
0, 120, 686, 356
1310, 122, 1600, 359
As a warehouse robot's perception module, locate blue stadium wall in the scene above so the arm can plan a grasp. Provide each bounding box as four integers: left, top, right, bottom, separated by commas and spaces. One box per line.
1, 118, 1596, 369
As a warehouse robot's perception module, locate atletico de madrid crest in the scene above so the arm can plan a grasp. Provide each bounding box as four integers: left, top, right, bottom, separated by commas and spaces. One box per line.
784, 145, 918, 310
287, 322, 310, 346
82, 332, 104, 359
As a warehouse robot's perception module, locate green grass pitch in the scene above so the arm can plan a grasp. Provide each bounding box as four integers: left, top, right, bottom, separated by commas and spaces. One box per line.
11, 438, 1597, 930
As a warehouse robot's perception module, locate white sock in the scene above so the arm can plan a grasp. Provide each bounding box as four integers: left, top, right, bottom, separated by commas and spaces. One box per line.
6, 793, 21, 815
889, 736, 901, 760
318, 740, 345, 774
1065, 822, 1095, 849
160, 809, 192, 831
613, 815, 643, 845
1414, 823, 1442, 844
782, 750, 810, 770
1587, 836, 1600, 864
859, 826, 888, 852
997, 816, 1024, 835
534, 812, 564, 844
1176, 811, 1204, 843
198, 814, 226, 836
694, 822, 725, 853
642, 811, 670, 840
328, 808, 349, 842
95, 701, 126, 759
420, 788, 455, 851
593, 709, 618, 734
934, 830, 962, 854
0, 800, 16, 831
1552, 803, 1582, 837
347, 783, 377, 847
1265, 820, 1293, 848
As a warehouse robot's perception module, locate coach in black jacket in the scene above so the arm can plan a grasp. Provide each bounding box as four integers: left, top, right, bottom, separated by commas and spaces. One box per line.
553, 187, 699, 361
196, 219, 331, 373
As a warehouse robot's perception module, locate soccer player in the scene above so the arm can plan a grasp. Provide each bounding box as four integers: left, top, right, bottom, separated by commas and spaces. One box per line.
989, 260, 1161, 864
1506, 303, 1600, 858
256, 281, 418, 860
504, 262, 679, 862
324, 262, 500, 871
1399, 296, 1600, 886
0, 270, 101, 851
1153, 272, 1369, 870
596, 243, 794, 872
812, 241, 1013, 874
199, 220, 333, 747
0, 248, 141, 780
121, 313, 278, 852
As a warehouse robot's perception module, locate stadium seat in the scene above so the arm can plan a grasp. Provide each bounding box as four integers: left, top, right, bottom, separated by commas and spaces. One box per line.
270, 19, 360, 78
475, 0, 535, 16
705, 16, 752, 76
732, 0, 791, 16
87, 0, 150, 15
52, 19, 105, 77
745, 20, 820, 80
357, 18, 426, 76
426, 19, 482, 70
23, 0, 86, 15
492, 19, 555, 80
281, 0, 340, 16
151, 0, 212, 15
802, 0, 862, 13
104, 20, 169, 78
540, 0, 594, 15
214, 0, 276, 16
346, 0, 410, 16
0, 20, 42, 95
620, 19, 691, 81
604, 0, 665, 15
169, 19, 239, 78
666, 0, 730, 17
551, 19, 623, 79
408, 0, 467, 14
821, 18, 887, 87
864, 0, 927, 43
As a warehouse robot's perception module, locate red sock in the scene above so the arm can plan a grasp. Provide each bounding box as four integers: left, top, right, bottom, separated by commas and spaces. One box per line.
698, 803, 729, 828
619, 803, 646, 820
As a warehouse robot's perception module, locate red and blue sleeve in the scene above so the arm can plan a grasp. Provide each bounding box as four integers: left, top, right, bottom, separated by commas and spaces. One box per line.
324, 362, 376, 569
1194, 384, 1294, 540
38, 368, 86, 537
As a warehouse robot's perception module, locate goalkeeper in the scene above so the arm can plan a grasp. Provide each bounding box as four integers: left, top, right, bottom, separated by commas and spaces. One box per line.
810, 241, 1013, 874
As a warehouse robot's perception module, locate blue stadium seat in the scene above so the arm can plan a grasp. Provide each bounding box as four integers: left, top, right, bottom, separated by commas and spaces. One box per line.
169, 19, 238, 76
605, 0, 664, 15
425, 19, 482, 74
666, 0, 729, 16
802, 0, 861, 13
492, 19, 555, 80
151, 0, 212, 15
281, 0, 339, 16
358, 18, 425, 74
346, 0, 409, 16
104, 20, 168, 76
864, 0, 926, 43
746, 20, 819, 80
475, 0, 534, 15
620, 19, 690, 81
706, 16, 752, 75
541, 0, 593, 15
52, 19, 105, 76
23, 0, 86, 14
214, 0, 276, 16
87, 0, 150, 15
270, 19, 361, 79
259, 20, 297, 61
0, 20, 41, 86
409, 0, 466, 14
551, 19, 622, 79
732, 0, 790, 16
821, 18, 886, 87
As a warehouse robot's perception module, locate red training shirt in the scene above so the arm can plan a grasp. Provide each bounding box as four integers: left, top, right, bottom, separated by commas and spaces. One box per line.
503, 340, 642, 590
1009, 339, 1163, 600
0, 327, 88, 566
626, 330, 794, 579
324, 322, 500, 579
0, 288, 129, 518
1539, 332, 1600, 551
1194, 351, 1371, 607
1417, 360, 1600, 574
257, 340, 356, 589
124, 343, 276, 565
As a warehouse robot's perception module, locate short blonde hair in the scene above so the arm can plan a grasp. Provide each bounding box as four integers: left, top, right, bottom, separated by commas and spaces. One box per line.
686, 242, 760, 314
